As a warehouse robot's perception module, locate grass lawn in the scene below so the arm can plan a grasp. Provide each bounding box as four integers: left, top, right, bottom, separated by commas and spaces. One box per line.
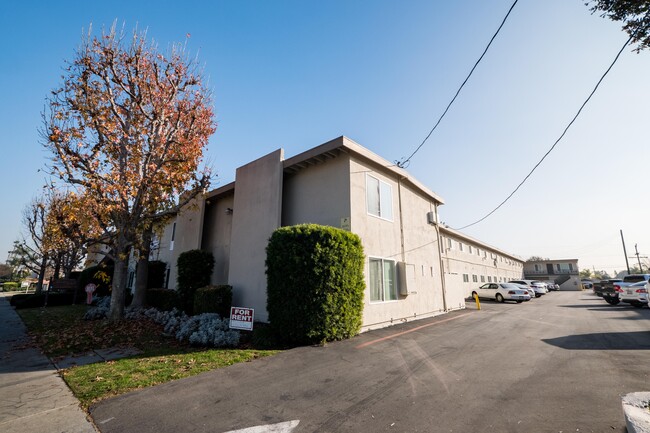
17, 305, 278, 407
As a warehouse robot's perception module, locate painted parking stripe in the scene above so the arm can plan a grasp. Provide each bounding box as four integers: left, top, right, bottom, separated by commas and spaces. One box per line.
223, 420, 300, 433
355, 312, 472, 349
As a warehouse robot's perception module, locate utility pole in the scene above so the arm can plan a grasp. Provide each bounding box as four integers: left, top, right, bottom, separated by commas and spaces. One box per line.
629, 244, 648, 273
620, 230, 631, 275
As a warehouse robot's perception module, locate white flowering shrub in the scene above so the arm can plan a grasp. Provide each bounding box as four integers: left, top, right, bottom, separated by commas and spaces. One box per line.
175, 313, 240, 347
83, 296, 111, 320
84, 300, 239, 348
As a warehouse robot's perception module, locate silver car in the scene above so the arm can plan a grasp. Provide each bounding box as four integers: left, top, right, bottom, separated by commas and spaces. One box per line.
473, 283, 531, 303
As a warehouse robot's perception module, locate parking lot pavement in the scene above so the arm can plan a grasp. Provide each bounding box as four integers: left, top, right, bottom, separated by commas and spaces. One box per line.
91, 291, 648, 433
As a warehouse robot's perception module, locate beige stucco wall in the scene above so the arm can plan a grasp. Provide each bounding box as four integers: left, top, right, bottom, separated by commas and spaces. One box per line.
201, 192, 234, 285
163, 198, 206, 291
227, 149, 284, 322
282, 154, 351, 228
440, 232, 524, 299
348, 157, 448, 331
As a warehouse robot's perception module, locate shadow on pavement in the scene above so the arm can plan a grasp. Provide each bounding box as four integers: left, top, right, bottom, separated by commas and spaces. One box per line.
543, 331, 650, 350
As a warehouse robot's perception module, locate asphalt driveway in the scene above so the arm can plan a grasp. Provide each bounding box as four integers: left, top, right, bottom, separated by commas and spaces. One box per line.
90, 291, 650, 432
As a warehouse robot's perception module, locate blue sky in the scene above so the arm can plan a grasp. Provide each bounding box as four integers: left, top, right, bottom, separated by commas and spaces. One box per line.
1, 0, 648, 275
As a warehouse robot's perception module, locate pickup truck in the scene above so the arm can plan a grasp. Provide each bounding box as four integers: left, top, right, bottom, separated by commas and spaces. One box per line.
602, 274, 650, 306
596, 279, 622, 299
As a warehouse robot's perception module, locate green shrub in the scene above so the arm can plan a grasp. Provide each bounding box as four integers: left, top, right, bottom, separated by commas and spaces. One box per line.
193, 285, 232, 317
146, 288, 180, 311
147, 261, 167, 289
13, 293, 75, 309
2, 282, 20, 292
10, 293, 32, 306
177, 250, 214, 314
77, 263, 114, 298
266, 224, 365, 345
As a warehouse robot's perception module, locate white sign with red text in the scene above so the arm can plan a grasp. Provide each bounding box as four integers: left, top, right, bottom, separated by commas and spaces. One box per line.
229, 307, 254, 331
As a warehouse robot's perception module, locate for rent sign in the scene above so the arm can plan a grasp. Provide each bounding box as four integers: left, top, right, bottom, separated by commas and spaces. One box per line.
229, 307, 254, 331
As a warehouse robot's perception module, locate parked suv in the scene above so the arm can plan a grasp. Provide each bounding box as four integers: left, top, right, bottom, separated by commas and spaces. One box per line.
614, 275, 650, 307
617, 281, 649, 307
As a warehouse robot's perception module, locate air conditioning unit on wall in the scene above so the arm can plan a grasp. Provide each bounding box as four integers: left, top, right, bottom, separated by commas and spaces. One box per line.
397, 262, 416, 296
426, 211, 436, 225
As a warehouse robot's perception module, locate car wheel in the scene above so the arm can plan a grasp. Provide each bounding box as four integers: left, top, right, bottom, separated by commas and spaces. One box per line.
496, 293, 504, 303
605, 298, 620, 305
633, 302, 644, 308
516, 300, 522, 303
471, 291, 478, 299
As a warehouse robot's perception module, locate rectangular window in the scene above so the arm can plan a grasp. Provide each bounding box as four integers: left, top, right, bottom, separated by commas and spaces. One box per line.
468, 245, 473, 254
568, 263, 574, 271
472, 274, 478, 283
480, 275, 485, 282
369, 258, 397, 302
462, 273, 469, 283
459, 242, 464, 252
476, 248, 480, 256
366, 175, 393, 220
488, 276, 492, 282
447, 238, 453, 249
170, 222, 177, 251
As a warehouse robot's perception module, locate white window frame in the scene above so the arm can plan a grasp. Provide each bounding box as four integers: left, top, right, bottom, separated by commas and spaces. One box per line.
366, 174, 394, 221
368, 257, 398, 303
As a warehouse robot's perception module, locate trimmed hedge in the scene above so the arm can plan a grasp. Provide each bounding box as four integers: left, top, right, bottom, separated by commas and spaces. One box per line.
193, 285, 232, 317
147, 260, 167, 289
12, 293, 75, 309
146, 288, 180, 311
266, 224, 365, 345
2, 282, 20, 292
177, 250, 214, 314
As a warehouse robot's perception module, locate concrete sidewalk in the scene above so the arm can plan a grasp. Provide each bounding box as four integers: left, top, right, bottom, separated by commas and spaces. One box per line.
0, 293, 97, 433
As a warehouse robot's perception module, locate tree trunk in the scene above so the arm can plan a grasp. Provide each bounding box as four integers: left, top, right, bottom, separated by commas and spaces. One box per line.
131, 226, 152, 309
109, 232, 130, 322
35, 255, 48, 295
53, 252, 62, 280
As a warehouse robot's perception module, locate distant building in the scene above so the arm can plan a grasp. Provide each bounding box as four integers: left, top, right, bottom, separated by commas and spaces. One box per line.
523, 258, 581, 290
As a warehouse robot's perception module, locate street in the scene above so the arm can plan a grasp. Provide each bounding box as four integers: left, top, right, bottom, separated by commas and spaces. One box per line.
90, 291, 650, 432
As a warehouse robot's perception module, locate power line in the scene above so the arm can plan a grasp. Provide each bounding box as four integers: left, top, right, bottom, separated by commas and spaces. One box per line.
455, 34, 634, 231
396, 0, 519, 169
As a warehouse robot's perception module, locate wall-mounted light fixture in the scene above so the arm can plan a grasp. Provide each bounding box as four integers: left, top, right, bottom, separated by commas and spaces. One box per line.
225, 208, 233, 215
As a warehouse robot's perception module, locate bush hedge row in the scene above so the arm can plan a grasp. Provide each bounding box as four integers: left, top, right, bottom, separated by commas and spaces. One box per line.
193, 285, 232, 317
266, 224, 365, 345
177, 250, 215, 314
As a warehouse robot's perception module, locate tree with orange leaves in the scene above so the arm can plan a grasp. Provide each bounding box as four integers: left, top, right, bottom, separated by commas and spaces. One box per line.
43, 23, 216, 321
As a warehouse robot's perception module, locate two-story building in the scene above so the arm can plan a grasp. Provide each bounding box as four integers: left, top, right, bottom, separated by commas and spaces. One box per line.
147, 136, 525, 331
523, 258, 581, 291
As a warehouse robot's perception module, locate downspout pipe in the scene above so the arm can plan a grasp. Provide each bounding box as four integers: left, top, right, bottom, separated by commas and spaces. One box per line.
433, 203, 448, 312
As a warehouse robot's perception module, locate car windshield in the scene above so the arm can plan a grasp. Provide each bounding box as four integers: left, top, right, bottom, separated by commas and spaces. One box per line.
624, 275, 648, 283
630, 281, 647, 287
500, 283, 519, 289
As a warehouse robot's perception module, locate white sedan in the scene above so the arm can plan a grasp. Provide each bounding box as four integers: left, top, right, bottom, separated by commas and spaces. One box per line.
472, 283, 531, 303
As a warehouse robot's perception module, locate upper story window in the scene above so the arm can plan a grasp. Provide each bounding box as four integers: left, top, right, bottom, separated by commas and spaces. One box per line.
459, 242, 464, 252
447, 238, 453, 249
366, 174, 393, 221
468, 245, 473, 254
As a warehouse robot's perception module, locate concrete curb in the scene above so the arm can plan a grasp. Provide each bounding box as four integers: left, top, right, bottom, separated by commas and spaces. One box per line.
622, 392, 650, 433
